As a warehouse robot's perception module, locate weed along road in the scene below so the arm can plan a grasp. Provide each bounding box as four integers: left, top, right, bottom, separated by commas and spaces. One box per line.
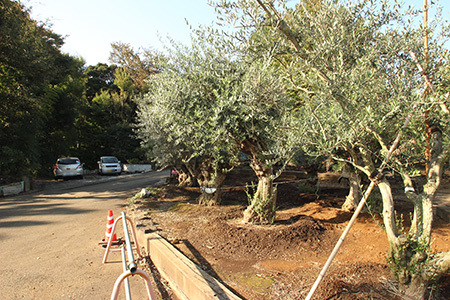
0, 170, 169, 300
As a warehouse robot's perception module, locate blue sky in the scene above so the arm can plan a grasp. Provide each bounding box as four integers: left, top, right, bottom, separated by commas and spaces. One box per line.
23, 0, 449, 66
25, 0, 218, 66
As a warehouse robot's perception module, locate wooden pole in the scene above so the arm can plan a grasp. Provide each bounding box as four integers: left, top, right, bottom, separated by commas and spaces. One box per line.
423, 0, 431, 175
305, 113, 412, 300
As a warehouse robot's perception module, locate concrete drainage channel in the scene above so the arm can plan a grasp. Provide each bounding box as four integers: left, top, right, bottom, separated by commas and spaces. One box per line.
131, 211, 242, 300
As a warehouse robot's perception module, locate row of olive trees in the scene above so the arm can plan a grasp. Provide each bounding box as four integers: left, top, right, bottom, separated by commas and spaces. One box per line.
136, 37, 302, 221
136, 0, 449, 298
216, 0, 450, 299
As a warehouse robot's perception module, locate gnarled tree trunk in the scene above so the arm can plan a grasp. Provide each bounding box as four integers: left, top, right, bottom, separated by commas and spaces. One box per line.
243, 171, 276, 224
197, 165, 226, 206
341, 169, 363, 211
341, 148, 369, 212
240, 139, 277, 224
380, 129, 450, 300
379, 178, 429, 300
177, 164, 197, 187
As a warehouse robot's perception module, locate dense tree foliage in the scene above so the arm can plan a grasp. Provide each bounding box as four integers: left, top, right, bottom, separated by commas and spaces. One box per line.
136, 36, 301, 216
77, 63, 144, 169
0, 0, 85, 177
212, 0, 449, 298
84, 63, 119, 101
109, 42, 164, 93
0, 1, 148, 178
137, 41, 241, 205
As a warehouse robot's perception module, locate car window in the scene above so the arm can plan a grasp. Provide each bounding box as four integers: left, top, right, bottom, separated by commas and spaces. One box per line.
58, 158, 80, 165
102, 157, 118, 163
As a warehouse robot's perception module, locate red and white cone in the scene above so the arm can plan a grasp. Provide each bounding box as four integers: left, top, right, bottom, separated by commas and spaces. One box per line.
105, 210, 117, 242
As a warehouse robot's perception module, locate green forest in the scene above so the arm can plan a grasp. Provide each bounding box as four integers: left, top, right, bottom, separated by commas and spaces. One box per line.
1, 0, 450, 298
0, 0, 154, 179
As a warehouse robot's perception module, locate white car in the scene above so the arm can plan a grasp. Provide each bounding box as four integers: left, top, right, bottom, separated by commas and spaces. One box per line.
98, 156, 122, 175
53, 157, 84, 180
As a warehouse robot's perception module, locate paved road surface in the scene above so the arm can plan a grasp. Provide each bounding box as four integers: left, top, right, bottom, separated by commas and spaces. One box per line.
0, 170, 169, 300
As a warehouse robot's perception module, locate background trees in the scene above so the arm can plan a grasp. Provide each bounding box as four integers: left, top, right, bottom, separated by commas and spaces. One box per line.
77, 63, 144, 169
0, 0, 85, 177
109, 42, 163, 94
0, 1, 150, 178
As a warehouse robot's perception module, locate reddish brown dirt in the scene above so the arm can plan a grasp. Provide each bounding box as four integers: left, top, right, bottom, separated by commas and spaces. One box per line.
132, 166, 450, 300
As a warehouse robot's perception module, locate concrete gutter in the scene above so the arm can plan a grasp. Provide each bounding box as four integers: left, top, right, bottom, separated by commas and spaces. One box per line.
0, 181, 25, 196
132, 214, 242, 300
123, 164, 153, 173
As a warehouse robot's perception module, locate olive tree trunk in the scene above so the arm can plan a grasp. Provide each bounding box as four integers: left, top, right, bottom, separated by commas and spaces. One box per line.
379, 129, 450, 300
340, 149, 369, 211
243, 171, 276, 224
341, 169, 363, 211
197, 166, 227, 206
241, 139, 277, 224
177, 164, 197, 187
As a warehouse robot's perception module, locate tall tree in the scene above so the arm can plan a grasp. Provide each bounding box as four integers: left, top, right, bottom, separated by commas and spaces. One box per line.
38, 55, 86, 173
0, 0, 84, 177
109, 42, 163, 93
84, 63, 118, 101
77, 65, 142, 168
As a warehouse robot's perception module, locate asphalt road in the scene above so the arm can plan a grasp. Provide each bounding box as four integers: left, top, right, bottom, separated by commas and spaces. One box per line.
0, 170, 169, 300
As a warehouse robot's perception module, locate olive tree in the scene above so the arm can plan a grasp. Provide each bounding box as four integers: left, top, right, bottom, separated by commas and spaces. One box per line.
137, 33, 301, 217
219, 56, 301, 224
136, 40, 240, 205
214, 0, 450, 298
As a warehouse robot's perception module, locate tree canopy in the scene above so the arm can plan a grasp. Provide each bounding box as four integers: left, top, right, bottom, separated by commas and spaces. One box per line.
210, 0, 450, 298
0, 0, 85, 177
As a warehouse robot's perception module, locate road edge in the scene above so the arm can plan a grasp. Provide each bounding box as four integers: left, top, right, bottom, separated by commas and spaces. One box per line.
132, 211, 242, 300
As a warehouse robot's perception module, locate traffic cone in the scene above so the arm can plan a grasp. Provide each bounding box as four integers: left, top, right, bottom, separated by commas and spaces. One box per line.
105, 210, 117, 242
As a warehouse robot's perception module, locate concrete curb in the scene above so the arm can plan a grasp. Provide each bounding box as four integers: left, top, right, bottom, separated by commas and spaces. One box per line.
133, 216, 242, 300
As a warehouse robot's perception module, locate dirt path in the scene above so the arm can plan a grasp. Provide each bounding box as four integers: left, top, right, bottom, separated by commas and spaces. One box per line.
0, 171, 170, 300
435, 185, 450, 222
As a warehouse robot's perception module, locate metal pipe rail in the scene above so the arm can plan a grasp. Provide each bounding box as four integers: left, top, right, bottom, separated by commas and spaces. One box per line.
110, 269, 156, 300
102, 211, 156, 300
121, 212, 137, 273
102, 213, 141, 264
121, 245, 132, 300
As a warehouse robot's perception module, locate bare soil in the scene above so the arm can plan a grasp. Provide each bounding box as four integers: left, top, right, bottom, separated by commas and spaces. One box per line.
132, 166, 450, 300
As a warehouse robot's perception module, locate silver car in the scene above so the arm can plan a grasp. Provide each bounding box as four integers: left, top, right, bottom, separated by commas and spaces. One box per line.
53, 157, 84, 179
98, 156, 122, 175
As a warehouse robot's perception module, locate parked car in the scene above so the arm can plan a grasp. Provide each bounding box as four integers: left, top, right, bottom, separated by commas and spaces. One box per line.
53, 157, 84, 180
98, 156, 122, 175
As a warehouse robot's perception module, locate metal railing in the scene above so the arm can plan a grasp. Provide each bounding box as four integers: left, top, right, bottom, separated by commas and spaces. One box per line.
103, 212, 156, 300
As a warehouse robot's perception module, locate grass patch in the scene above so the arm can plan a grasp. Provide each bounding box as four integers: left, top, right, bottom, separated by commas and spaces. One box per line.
237, 273, 275, 294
